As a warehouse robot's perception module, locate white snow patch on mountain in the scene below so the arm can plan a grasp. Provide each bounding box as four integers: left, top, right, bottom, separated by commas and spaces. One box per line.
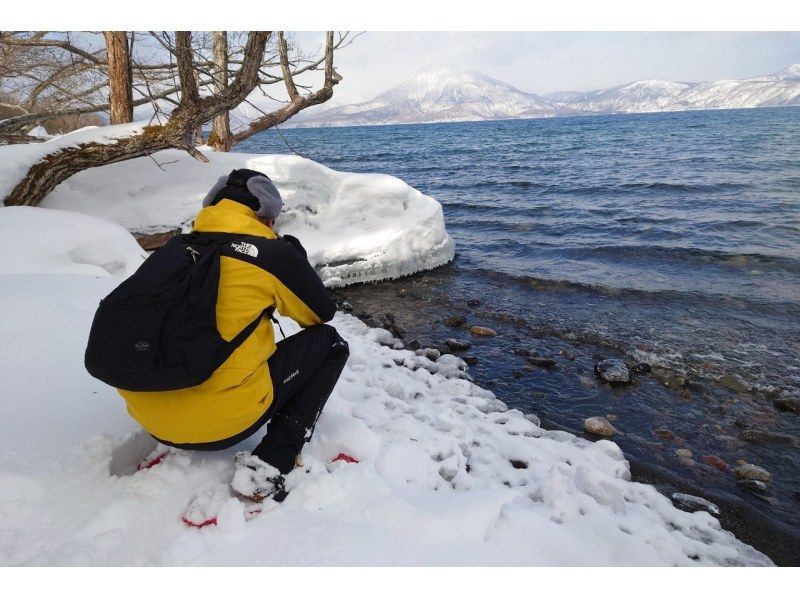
292, 65, 560, 127
0, 208, 772, 565
295, 64, 800, 127
669, 67, 800, 110
557, 80, 694, 114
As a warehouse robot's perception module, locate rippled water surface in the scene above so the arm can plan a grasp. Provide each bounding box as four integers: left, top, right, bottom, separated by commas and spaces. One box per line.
239, 108, 800, 539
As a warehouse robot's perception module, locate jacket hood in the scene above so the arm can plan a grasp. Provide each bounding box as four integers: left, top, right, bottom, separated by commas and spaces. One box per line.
192, 199, 277, 239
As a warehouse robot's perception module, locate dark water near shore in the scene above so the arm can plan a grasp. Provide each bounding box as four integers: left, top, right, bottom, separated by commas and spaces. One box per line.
239, 108, 800, 552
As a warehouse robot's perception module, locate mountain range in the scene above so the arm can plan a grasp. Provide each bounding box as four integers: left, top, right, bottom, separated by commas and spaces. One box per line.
288, 64, 800, 128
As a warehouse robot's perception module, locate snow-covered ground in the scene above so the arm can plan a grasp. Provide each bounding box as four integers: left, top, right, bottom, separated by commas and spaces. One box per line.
0, 126, 454, 286
0, 206, 772, 565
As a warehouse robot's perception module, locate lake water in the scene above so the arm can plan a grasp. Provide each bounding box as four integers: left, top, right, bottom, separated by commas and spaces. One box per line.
239, 108, 800, 545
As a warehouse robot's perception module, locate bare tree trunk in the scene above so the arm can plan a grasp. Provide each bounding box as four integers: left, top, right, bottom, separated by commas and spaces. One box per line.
4, 31, 271, 207
103, 31, 133, 124
209, 31, 231, 151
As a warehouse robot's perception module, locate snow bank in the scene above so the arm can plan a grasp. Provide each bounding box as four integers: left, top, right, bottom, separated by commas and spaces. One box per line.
0, 210, 770, 566
9, 141, 455, 286
0, 207, 146, 279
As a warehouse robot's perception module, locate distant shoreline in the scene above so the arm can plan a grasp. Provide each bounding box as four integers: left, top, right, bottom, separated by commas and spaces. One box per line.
283, 104, 800, 131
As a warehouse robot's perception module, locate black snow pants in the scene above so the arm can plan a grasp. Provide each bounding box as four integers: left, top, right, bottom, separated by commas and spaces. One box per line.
253, 323, 349, 473
160, 324, 348, 474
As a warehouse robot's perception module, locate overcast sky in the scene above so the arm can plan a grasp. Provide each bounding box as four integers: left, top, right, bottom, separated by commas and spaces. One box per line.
296, 32, 800, 101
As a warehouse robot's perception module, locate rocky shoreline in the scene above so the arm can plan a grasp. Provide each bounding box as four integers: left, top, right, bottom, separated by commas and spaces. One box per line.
330, 272, 800, 566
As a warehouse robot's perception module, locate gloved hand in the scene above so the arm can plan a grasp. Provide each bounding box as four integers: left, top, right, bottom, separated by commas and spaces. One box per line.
280, 234, 307, 259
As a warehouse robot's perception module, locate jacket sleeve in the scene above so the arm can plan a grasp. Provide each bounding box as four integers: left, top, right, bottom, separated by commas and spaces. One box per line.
267, 239, 336, 327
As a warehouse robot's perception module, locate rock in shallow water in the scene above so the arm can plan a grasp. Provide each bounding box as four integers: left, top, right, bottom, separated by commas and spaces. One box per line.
444, 315, 465, 327
652, 427, 676, 441
671, 493, 721, 516
702, 455, 728, 471
594, 359, 631, 384
470, 325, 497, 337
773, 397, 800, 413
739, 428, 797, 445
630, 362, 652, 375
527, 357, 556, 368
584, 416, 616, 437
675, 448, 693, 458
719, 373, 749, 393
444, 338, 472, 351
737, 479, 769, 494
734, 463, 772, 484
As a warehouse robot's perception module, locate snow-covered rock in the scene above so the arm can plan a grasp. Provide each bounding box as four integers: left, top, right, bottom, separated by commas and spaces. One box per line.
26, 125, 50, 138
0, 208, 772, 565
0, 131, 454, 286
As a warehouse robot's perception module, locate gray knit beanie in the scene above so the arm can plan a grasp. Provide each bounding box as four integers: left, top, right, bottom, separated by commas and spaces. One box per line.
202, 168, 283, 221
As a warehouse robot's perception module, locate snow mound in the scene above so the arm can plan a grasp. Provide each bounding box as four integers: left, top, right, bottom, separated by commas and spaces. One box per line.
0, 211, 770, 565
0, 206, 146, 279
34, 148, 454, 286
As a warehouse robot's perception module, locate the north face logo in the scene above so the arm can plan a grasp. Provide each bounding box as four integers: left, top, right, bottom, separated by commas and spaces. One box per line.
231, 242, 258, 257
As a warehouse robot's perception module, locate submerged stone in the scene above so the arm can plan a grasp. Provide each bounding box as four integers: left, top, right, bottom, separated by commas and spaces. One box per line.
736, 479, 768, 494
734, 463, 772, 484
702, 455, 728, 471
594, 359, 631, 384
719, 373, 749, 393
444, 315, 465, 327
630, 362, 652, 375
445, 338, 472, 351
739, 429, 797, 445
470, 325, 497, 337
671, 493, 721, 516
527, 357, 556, 368
584, 416, 616, 437
773, 397, 800, 413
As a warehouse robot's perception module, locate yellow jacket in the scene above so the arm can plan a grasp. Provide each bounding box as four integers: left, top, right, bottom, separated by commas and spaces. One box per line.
119, 199, 335, 444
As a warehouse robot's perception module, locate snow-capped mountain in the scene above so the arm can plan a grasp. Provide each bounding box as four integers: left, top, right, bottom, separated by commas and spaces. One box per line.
547, 79, 694, 114
667, 65, 800, 110
287, 64, 800, 128
550, 65, 800, 113
291, 65, 561, 127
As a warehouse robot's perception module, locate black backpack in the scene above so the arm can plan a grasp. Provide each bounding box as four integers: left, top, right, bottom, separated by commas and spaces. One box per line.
85, 232, 266, 392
